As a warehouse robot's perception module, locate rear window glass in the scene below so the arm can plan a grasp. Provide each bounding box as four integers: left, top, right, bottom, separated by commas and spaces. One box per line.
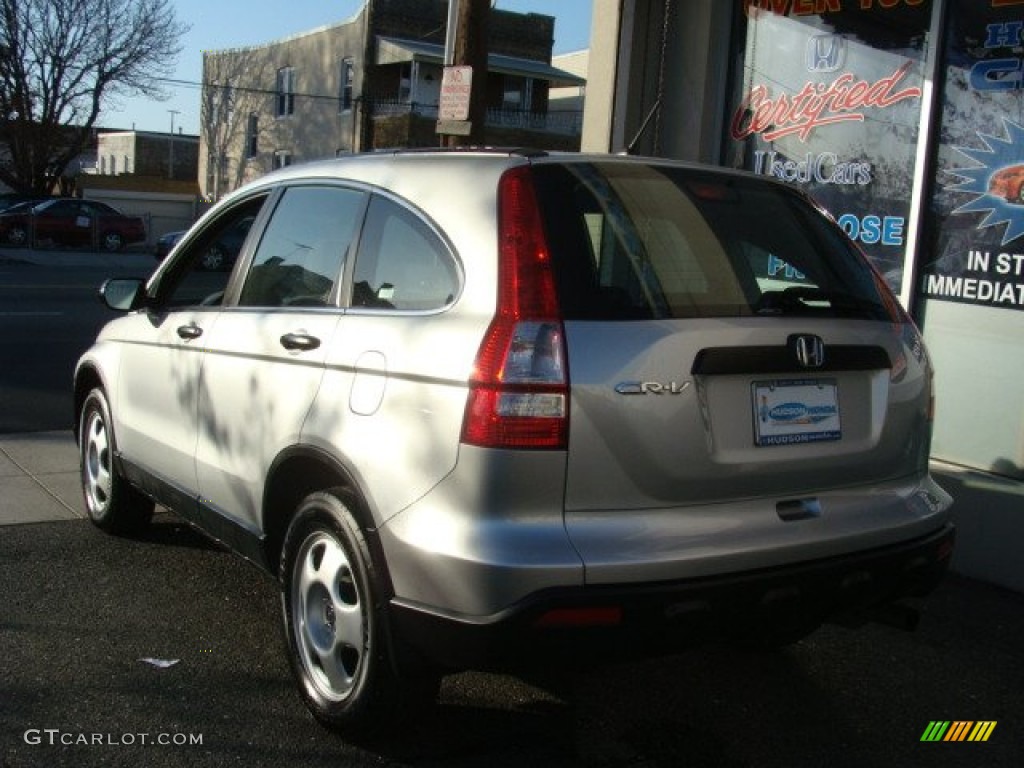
531, 162, 892, 321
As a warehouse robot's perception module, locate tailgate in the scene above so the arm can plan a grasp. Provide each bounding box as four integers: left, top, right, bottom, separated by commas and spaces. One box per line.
563, 318, 930, 511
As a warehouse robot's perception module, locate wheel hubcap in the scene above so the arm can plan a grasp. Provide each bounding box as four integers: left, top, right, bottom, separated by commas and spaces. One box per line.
292, 530, 365, 702
83, 411, 113, 514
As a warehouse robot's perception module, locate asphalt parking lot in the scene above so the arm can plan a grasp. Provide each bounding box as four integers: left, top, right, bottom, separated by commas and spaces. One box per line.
2, 508, 1022, 767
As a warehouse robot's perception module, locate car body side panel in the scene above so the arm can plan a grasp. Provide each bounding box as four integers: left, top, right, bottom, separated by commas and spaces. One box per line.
378, 446, 582, 618
194, 309, 341, 530
107, 309, 215, 494
306, 311, 485, 528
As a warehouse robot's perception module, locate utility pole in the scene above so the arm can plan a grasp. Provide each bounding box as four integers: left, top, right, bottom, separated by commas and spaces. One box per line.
167, 109, 180, 179
446, 0, 489, 147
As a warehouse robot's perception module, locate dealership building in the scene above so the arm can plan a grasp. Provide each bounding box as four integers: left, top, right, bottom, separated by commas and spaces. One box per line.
583, 0, 1024, 591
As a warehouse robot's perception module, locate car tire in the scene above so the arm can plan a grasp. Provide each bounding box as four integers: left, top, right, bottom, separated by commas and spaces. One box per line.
280, 489, 438, 738
79, 388, 154, 534
7, 225, 27, 246
101, 232, 125, 252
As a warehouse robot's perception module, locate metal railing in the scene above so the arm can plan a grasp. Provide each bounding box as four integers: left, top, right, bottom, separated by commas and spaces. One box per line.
366, 97, 582, 136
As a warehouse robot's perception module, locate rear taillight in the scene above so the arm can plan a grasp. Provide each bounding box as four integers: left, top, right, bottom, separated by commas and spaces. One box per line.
460, 166, 568, 450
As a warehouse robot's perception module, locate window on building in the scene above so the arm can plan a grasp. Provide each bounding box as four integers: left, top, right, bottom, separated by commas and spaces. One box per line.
206, 163, 216, 197
340, 58, 354, 113
222, 82, 234, 123
399, 63, 412, 102
274, 150, 292, 169
209, 80, 220, 125
125, 155, 131, 174
502, 76, 532, 111
245, 113, 259, 158
276, 67, 295, 117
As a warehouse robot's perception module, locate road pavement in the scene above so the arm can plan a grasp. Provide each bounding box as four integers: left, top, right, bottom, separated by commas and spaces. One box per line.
0, 246, 156, 433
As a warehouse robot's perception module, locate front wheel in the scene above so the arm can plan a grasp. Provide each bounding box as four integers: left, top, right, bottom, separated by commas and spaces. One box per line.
280, 490, 437, 738
79, 388, 154, 534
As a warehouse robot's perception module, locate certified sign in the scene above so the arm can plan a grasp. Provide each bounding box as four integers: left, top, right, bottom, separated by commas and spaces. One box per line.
439, 66, 473, 121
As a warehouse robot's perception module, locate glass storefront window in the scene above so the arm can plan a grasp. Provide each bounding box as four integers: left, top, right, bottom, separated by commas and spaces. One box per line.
725, 1, 933, 293
918, 0, 1024, 480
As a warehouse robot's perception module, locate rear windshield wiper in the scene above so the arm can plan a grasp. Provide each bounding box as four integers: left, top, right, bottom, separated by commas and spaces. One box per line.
756, 286, 879, 317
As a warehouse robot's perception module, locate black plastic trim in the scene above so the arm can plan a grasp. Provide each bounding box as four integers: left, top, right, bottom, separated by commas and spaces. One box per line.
691, 344, 891, 376
118, 455, 268, 570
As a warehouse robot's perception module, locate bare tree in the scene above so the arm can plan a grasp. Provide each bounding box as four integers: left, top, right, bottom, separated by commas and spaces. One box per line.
0, 0, 188, 193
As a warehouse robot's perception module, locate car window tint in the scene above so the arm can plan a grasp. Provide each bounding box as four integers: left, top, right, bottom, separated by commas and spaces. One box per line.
351, 196, 458, 311
238, 186, 365, 308
160, 196, 268, 308
533, 163, 892, 321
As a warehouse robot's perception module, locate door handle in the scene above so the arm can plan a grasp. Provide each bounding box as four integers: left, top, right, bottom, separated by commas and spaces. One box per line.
280, 332, 321, 351
177, 323, 203, 340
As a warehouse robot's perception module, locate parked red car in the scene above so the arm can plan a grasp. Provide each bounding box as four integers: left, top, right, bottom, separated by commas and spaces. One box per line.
0, 198, 146, 251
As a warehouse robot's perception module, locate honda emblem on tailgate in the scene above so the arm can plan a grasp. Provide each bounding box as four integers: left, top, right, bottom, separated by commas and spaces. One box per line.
790, 334, 825, 368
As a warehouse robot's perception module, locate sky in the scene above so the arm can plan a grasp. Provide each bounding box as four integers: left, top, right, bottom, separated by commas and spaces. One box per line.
105, 0, 593, 135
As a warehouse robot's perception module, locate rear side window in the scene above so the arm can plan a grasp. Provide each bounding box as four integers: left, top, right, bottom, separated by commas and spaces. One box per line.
350, 196, 458, 311
239, 186, 366, 308
532, 163, 893, 321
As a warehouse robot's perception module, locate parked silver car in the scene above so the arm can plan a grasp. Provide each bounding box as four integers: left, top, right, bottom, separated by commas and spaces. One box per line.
75, 150, 954, 737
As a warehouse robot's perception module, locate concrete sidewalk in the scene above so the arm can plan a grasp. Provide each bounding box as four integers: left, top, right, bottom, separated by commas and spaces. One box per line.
0, 431, 84, 525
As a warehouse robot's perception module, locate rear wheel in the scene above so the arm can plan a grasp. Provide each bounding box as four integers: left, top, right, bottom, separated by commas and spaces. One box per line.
280, 489, 437, 738
79, 388, 154, 534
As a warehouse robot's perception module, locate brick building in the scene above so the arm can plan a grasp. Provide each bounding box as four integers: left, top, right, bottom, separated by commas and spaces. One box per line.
200, 0, 584, 200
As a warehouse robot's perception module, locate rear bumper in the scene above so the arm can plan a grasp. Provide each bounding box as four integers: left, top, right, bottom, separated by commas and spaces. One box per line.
388, 523, 955, 672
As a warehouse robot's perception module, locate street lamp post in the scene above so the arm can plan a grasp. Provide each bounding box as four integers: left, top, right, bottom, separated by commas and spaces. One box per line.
168, 109, 180, 179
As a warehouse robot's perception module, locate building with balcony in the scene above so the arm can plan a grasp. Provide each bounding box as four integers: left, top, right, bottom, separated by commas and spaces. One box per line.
200, 0, 584, 199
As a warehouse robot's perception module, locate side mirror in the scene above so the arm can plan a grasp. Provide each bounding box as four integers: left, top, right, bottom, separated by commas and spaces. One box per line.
99, 278, 146, 311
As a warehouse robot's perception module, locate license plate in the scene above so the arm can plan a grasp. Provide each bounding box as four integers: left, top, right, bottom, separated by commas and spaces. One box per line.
752, 379, 841, 446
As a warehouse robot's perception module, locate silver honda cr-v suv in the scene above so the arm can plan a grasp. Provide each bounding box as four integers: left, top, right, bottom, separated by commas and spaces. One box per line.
75, 150, 954, 736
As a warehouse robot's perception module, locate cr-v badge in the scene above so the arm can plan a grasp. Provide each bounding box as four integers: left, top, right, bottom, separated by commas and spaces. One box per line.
615, 381, 691, 395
